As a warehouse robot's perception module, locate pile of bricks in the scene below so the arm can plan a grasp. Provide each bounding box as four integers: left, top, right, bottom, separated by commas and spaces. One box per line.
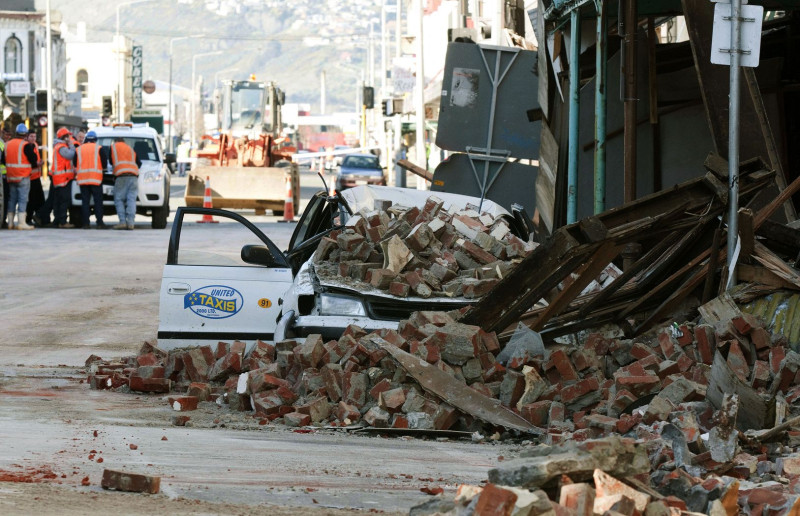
312, 195, 535, 298
86, 303, 800, 514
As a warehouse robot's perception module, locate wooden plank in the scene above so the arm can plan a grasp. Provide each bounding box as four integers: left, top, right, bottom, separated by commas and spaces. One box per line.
753, 242, 800, 289
578, 216, 609, 243
703, 172, 728, 205
461, 229, 590, 333
754, 173, 800, 229
634, 263, 708, 335
577, 231, 682, 317
739, 208, 755, 261
707, 351, 774, 431
697, 292, 742, 325
738, 263, 799, 290
757, 219, 800, 257
702, 227, 724, 303
531, 242, 621, 332
396, 159, 433, 182
372, 337, 540, 434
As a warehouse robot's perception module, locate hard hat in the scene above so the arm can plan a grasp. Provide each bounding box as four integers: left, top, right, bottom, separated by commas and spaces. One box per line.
84, 130, 98, 142
57, 127, 70, 139
15, 123, 28, 135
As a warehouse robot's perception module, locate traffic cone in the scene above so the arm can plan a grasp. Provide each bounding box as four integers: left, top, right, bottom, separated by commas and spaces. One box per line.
278, 175, 295, 223
197, 176, 219, 224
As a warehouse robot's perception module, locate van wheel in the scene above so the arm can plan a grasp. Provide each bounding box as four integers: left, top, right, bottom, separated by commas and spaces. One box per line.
68, 207, 83, 227
151, 200, 169, 229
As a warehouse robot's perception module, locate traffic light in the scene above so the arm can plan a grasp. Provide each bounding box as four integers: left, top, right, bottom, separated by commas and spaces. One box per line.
102, 96, 113, 116
382, 98, 394, 116
35, 89, 47, 112
362, 86, 374, 109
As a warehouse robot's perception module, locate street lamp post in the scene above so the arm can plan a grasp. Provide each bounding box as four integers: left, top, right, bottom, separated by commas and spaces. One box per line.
116, 0, 152, 123
168, 35, 200, 152
191, 51, 224, 149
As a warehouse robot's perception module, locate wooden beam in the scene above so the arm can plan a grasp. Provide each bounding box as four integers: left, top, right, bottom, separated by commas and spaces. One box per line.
739, 208, 755, 261
531, 242, 621, 331
396, 159, 433, 182
702, 227, 724, 303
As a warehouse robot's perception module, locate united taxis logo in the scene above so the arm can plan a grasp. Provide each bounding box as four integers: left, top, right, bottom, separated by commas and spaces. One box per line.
184, 285, 244, 319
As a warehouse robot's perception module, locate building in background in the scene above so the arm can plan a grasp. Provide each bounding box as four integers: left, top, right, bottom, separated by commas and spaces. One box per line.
0, 0, 76, 131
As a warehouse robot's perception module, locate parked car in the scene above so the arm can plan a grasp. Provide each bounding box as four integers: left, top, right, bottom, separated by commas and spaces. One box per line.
69, 123, 173, 229
335, 153, 385, 191
156, 185, 526, 350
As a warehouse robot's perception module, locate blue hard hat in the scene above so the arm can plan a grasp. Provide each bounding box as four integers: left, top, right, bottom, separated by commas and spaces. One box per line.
15, 123, 28, 135
84, 130, 97, 142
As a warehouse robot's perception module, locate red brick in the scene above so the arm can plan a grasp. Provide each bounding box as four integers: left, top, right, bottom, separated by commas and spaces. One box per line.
473, 484, 518, 516
379, 387, 406, 413
561, 377, 599, 404
594, 469, 651, 512
694, 324, 716, 365
656, 360, 680, 380
520, 400, 552, 427
248, 371, 291, 394
129, 376, 170, 393
392, 414, 409, 428
544, 349, 579, 382
208, 351, 242, 381
770, 347, 787, 375
732, 313, 762, 335
433, 404, 458, 430
658, 331, 681, 360
283, 412, 312, 427
168, 396, 198, 411
724, 341, 750, 382
335, 401, 361, 423
133, 366, 165, 380
186, 382, 211, 401
750, 327, 772, 351
676, 352, 695, 373
388, 281, 410, 297
251, 391, 285, 416
136, 353, 160, 367
676, 324, 694, 347
559, 482, 595, 516
615, 375, 661, 397
101, 469, 160, 494
629, 342, 657, 360
182, 347, 214, 383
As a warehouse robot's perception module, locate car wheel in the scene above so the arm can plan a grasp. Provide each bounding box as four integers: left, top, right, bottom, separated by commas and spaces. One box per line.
151, 197, 169, 229
68, 206, 83, 227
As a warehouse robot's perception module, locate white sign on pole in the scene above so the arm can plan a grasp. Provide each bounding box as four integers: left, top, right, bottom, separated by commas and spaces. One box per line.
131, 45, 143, 109
7, 81, 31, 95
710, 3, 764, 68
391, 56, 416, 94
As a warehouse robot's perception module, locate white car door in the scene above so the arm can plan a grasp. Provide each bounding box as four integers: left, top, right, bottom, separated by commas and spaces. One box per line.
157, 207, 294, 350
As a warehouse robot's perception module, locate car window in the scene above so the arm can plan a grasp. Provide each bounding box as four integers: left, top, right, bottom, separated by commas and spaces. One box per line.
98, 136, 159, 162
342, 156, 379, 169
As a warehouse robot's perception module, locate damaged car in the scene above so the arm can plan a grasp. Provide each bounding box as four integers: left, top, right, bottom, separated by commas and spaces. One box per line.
157, 184, 532, 350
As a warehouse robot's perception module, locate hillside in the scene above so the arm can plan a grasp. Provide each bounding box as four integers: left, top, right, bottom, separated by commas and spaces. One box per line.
38, 0, 391, 113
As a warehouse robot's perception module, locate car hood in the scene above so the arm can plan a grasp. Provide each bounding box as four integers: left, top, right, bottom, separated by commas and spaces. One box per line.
339, 185, 510, 219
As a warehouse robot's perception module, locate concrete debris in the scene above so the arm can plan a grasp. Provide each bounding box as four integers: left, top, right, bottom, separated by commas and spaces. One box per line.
313, 195, 535, 298
101, 469, 160, 494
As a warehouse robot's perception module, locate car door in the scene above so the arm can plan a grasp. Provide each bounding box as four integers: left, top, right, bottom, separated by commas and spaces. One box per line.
157, 207, 294, 350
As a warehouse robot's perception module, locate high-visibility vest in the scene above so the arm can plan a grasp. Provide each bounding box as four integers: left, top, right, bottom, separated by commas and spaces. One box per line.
0, 140, 5, 177
76, 142, 103, 186
30, 143, 41, 180
5, 138, 31, 183
52, 141, 76, 187
111, 142, 138, 177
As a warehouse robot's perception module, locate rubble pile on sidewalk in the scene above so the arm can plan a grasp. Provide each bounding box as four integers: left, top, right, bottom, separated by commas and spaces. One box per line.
313, 195, 536, 299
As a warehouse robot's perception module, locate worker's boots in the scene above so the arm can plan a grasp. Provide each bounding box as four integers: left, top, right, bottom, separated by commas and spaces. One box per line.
15, 213, 33, 230
7, 211, 16, 230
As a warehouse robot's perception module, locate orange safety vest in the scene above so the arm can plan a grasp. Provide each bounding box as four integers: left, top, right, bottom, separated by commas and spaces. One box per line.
76, 142, 103, 186
111, 142, 138, 177
30, 143, 41, 180
5, 138, 32, 183
52, 142, 75, 187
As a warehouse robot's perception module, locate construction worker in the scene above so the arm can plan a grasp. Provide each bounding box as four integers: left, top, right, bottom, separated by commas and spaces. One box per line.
1, 127, 10, 228
3, 123, 36, 230
109, 137, 141, 230
25, 131, 45, 227
0, 129, 5, 228
75, 130, 108, 229
45, 128, 78, 228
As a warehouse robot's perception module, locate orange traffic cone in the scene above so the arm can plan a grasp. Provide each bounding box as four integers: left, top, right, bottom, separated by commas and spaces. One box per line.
279, 175, 295, 223
197, 176, 219, 224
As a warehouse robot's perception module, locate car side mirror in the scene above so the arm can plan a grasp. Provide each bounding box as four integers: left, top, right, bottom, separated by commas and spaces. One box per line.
241, 244, 279, 267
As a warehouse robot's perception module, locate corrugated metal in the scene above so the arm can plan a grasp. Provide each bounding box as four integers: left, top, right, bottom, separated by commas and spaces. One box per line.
742, 291, 800, 351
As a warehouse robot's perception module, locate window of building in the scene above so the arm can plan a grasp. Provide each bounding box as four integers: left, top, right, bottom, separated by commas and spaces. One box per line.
77, 69, 89, 98
4, 35, 23, 75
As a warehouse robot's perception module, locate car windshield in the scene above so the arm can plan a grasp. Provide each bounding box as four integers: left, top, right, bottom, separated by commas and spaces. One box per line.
341, 156, 379, 169
98, 137, 159, 162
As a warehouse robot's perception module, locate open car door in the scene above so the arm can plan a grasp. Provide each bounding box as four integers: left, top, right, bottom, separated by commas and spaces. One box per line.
157, 207, 293, 350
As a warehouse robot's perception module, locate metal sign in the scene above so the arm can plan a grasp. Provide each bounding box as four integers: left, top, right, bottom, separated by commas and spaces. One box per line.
7, 81, 30, 95
710, 3, 763, 68
131, 46, 143, 109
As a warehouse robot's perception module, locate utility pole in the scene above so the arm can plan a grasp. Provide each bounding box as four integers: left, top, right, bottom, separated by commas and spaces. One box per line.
414, 0, 426, 190
45, 0, 54, 177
